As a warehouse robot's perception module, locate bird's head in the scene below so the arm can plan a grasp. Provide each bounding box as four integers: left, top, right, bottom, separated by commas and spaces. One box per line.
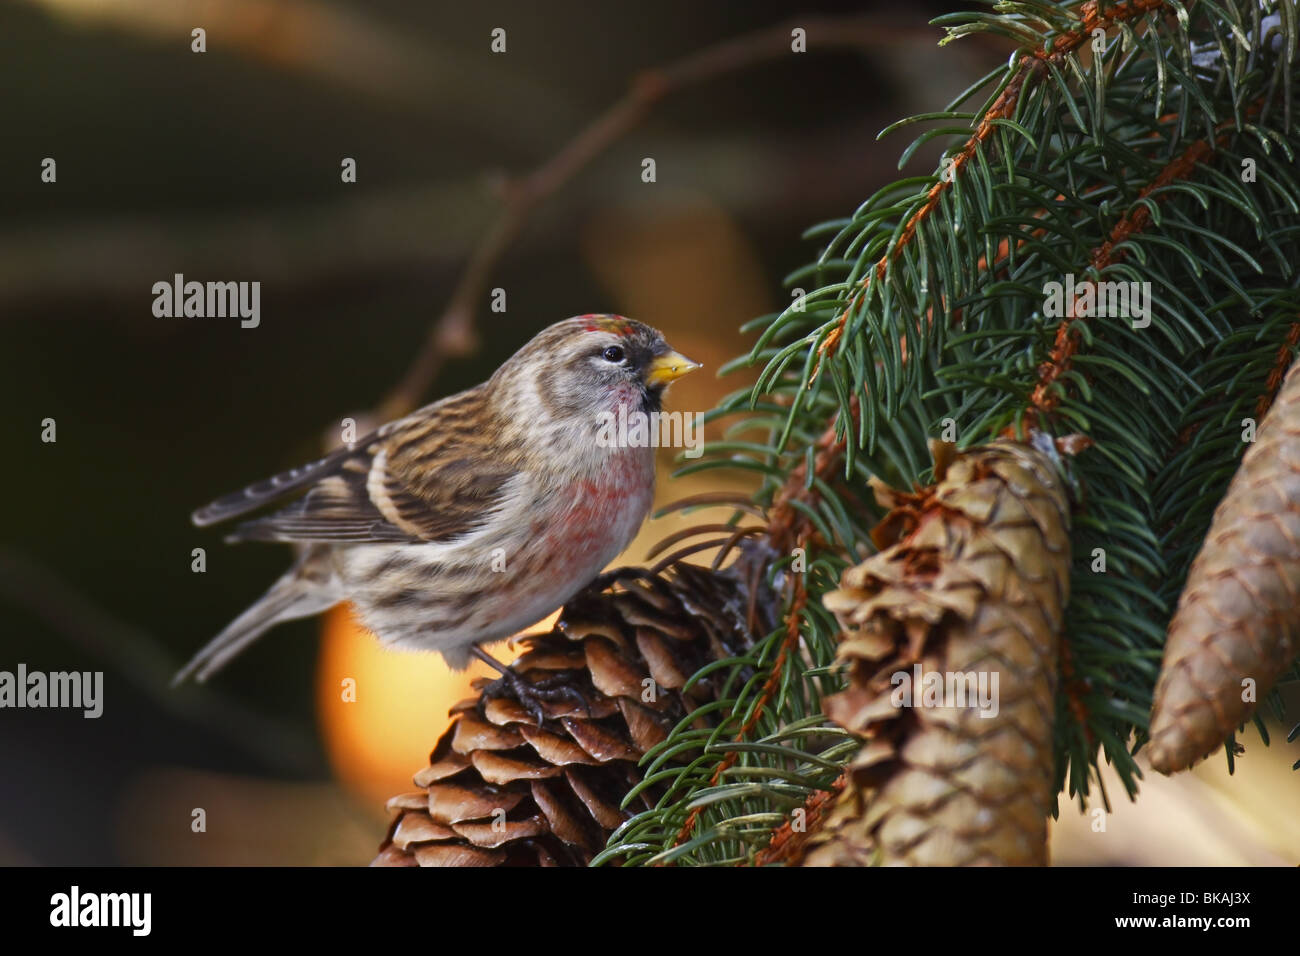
502, 315, 701, 420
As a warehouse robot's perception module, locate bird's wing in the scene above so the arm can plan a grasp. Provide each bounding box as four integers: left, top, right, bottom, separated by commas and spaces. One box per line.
196, 385, 519, 545
191, 441, 363, 528
222, 463, 418, 544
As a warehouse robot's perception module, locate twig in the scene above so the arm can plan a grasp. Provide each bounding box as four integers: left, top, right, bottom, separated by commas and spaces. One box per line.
768, 397, 859, 552
1027, 136, 1217, 418
752, 772, 847, 865
1257, 321, 1300, 419
376, 15, 908, 420
1030, 92, 1269, 423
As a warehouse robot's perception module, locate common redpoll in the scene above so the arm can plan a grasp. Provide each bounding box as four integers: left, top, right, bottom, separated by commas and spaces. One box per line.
176, 315, 700, 692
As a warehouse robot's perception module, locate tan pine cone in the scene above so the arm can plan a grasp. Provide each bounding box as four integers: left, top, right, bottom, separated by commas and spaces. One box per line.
1148, 360, 1300, 774
798, 437, 1072, 866
372, 555, 773, 866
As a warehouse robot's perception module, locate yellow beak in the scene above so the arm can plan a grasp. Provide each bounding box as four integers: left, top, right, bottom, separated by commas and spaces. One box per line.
645, 349, 702, 388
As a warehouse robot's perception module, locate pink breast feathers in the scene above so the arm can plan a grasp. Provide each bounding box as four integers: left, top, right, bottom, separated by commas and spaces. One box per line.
543, 462, 652, 562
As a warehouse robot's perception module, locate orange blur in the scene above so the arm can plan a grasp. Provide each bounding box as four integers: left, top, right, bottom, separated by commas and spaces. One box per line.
315, 603, 558, 809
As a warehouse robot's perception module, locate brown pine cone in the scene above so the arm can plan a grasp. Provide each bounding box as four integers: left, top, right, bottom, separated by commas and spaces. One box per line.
798, 437, 1073, 866
1148, 360, 1300, 773
372, 555, 772, 866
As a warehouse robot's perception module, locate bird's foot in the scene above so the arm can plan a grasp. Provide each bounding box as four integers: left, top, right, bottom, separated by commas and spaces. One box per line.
472, 646, 591, 725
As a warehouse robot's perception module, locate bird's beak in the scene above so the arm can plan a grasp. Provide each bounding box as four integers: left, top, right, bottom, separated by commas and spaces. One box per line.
645, 349, 702, 388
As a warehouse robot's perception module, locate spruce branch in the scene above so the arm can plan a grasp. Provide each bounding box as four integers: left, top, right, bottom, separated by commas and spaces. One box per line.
603, 0, 1300, 865
667, 546, 810, 851
813, 0, 1176, 379
1257, 320, 1300, 417
1028, 134, 1217, 418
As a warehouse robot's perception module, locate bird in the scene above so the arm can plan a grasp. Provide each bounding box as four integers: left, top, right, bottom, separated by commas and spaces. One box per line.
176, 315, 700, 708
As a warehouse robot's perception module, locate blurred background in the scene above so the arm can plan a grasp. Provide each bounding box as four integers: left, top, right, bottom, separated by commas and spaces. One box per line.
0, 0, 1295, 866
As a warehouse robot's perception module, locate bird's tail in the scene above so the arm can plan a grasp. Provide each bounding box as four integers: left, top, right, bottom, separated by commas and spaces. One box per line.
174, 549, 341, 685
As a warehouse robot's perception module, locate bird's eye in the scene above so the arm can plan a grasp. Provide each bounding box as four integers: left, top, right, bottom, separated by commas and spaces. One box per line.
602, 345, 625, 363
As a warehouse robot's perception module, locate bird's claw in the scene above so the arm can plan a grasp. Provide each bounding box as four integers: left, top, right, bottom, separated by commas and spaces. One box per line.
480, 668, 591, 725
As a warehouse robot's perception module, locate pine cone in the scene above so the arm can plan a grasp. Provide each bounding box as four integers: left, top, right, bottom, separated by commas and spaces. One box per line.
372, 555, 770, 866
798, 437, 1072, 866
1148, 360, 1300, 773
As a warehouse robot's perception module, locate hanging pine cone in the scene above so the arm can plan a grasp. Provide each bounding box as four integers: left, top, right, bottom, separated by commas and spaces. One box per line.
372, 552, 772, 866
797, 436, 1073, 866
1148, 360, 1300, 774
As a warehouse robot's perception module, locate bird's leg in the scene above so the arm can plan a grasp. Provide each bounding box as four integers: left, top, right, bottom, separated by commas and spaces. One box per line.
471, 645, 590, 725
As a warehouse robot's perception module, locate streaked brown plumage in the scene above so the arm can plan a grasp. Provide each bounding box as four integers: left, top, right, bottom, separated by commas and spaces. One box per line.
176, 315, 699, 685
